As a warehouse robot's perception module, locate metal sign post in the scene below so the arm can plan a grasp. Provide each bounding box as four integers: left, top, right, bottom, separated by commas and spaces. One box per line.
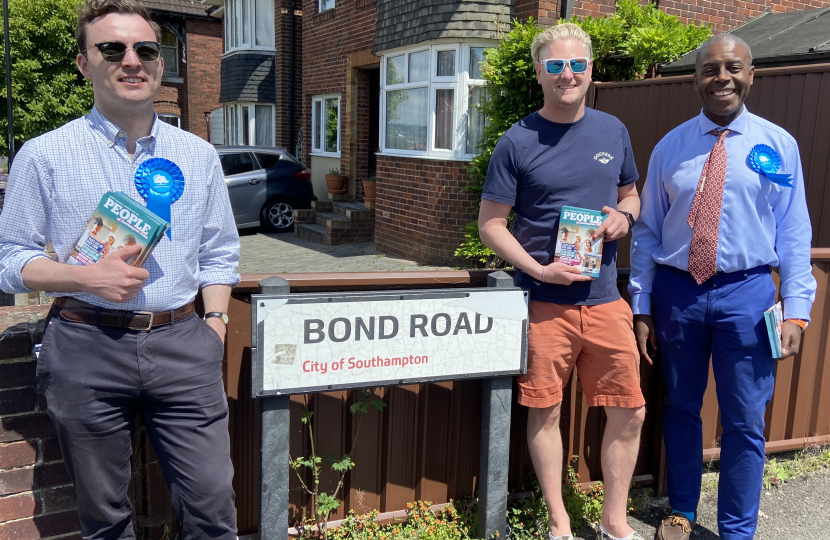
256, 276, 291, 540
252, 271, 526, 540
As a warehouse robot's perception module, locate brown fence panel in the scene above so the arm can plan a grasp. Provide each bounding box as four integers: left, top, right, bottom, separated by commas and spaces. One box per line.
593, 63, 830, 256
215, 260, 830, 534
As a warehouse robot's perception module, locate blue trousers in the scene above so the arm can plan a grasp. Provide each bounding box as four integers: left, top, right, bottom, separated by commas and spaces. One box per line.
653, 265, 776, 540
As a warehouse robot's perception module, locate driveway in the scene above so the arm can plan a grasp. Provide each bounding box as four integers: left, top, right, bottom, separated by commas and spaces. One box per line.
237, 230, 454, 274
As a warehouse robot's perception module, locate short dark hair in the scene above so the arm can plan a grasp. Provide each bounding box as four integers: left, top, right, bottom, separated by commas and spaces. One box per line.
76, 0, 161, 53
695, 34, 753, 74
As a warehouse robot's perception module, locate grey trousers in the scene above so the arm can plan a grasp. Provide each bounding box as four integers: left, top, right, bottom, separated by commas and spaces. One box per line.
37, 308, 238, 540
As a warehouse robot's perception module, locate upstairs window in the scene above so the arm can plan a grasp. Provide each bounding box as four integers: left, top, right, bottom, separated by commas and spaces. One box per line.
381, 42, 492, 160
319, 0, 334, 12
225, 0, 275, 52
160, 27, 179, 76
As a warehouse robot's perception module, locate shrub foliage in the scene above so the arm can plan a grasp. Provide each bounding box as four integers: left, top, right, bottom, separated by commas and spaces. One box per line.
1, 0, 93, 154
455, 2, 711, 266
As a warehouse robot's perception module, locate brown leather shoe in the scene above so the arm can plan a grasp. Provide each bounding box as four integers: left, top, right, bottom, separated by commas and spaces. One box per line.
655, 512, 694, 540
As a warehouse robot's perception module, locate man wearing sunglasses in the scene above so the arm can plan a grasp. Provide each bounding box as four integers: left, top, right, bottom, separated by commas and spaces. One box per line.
479, 23, 645, 540
0, 1, 239, 539
629, 34, 815, 540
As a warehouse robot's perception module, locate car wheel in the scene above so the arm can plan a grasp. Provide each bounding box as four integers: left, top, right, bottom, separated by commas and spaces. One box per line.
261, 198, 296, 232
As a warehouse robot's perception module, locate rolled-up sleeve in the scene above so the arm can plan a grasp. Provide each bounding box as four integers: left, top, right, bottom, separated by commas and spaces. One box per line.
0, 142, 53, 294
628, 145, 668, 315
197, 156, 240, 288
773, 140, 816, 321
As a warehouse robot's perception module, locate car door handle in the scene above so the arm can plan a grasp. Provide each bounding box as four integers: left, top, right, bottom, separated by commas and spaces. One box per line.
248, 178, 263, 185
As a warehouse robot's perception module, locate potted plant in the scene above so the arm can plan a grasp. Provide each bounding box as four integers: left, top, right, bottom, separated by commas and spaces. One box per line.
363, 175, 377, 201
325, 167, 347, 193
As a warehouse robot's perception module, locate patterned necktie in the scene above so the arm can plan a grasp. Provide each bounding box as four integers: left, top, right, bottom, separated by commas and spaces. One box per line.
687, 128, 730, 285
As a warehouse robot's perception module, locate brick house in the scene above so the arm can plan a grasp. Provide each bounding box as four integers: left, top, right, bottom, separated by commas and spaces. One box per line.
142, 0, 224, 141
298, 0, 830, 266
202, 0, 303, 151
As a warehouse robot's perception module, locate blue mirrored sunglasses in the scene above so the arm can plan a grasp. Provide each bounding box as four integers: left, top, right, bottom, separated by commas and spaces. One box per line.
541, 58, 590, 75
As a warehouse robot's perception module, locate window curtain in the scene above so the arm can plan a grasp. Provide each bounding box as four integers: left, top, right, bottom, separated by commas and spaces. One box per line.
256, 105, 273, 146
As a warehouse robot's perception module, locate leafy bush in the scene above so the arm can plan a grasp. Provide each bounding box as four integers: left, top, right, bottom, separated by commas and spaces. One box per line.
455, 3, 711, 266
323, 501, 474, 540
575, 0, 712, 81
1, 0, 94, 153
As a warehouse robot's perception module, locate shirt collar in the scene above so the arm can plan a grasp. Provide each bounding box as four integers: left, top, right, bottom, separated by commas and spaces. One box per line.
697, 105, 749, 136
86, 106, 159, 149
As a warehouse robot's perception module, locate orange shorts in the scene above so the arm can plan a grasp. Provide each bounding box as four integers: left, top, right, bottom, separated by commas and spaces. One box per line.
518, 298, 645, 409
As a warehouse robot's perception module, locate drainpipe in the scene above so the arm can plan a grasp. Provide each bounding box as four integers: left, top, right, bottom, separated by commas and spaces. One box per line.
288, 0, 295, 152
560, 0, 573, 20
4, 0, 14, 165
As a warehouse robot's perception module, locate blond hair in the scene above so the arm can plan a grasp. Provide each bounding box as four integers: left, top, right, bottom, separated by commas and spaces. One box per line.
531, 23, 593, 63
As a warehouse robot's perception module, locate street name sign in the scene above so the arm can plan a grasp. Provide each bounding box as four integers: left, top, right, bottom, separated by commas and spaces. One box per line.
251, 288, 528, 396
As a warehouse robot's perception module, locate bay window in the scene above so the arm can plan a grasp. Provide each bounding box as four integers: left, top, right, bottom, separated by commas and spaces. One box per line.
225, 0, 275, 52
225, 102, 275, 146
381, 42, 492, 159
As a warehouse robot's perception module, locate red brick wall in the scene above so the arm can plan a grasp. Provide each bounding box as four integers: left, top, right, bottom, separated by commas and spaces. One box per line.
154, 84, 182, 129
572, 0, 617, 18
275, 0, 303, 150
184, 18, 224, 141
0, 305, 80, 540
517, 0, 830, 32
656, 0, 830, 33
301, 0, 376, 169
374, 157, 478, 265
516, 0, 562, 25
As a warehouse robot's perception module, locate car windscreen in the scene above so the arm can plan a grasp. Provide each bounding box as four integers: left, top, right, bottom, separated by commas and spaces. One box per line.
219, 152, 256, 176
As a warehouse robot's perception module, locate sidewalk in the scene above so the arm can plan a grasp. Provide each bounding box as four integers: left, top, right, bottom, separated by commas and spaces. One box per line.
238, 230, 455, 274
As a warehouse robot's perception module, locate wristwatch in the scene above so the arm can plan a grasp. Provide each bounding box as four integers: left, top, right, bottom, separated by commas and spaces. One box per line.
204, 312, 229, 324
618, 210, 636, 230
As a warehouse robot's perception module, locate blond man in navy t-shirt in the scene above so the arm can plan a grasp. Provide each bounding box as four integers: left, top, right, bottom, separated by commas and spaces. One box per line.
479, 24, 646, 540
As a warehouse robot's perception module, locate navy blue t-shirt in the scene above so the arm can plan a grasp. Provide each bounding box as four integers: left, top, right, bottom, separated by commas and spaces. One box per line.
482, 108, 638, 305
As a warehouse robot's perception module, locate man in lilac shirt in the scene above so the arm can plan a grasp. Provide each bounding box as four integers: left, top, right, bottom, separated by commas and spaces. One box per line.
629, 35, 815, 540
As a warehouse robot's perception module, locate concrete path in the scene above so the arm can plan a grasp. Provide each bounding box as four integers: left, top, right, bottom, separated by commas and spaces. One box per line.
238, 230, 454, 274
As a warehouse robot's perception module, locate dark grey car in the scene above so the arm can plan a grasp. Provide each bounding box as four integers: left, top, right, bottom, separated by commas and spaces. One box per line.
216, 146, 317, 232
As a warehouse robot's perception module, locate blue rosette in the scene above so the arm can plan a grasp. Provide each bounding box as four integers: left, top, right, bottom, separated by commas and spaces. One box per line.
135, 158, 185, 239
747, 144, 793, 187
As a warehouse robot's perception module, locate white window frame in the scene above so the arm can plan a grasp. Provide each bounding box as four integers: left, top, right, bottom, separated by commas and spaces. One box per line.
159, 27, 179, 77
319, 0, 334, 12
380, 41, 494, 161
224, 0, 275, 53
224, 102, 275, 146
311, 94, 341, 158
158, 113, 180, 128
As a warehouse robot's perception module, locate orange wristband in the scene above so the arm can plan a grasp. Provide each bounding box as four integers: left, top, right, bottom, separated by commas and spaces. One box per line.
785, 319, 808, 331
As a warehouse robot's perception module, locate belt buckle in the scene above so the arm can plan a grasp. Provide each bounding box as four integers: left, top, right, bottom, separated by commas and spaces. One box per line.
133, 311, 155, 331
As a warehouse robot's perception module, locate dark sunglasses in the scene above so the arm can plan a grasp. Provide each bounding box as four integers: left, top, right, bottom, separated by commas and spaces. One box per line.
540, 57, 590, 75
86, 41, 161, 62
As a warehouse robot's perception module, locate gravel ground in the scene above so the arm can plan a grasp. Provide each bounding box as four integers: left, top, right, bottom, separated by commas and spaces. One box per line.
237, 230, 453, 274
566, 468, 830, 540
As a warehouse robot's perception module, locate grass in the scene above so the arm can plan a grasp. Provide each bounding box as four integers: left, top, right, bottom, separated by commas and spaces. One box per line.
763, 445, 830, 490
697, 445, 830, 495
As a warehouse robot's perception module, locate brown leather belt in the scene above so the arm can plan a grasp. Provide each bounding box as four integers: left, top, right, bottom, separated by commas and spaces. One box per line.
53, 297, 196, 331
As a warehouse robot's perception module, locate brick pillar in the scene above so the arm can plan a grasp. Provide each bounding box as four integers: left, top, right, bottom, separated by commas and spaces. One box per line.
0, 305, 80, 540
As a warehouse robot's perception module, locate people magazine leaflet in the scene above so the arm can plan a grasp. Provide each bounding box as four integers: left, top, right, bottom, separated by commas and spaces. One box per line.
67, 191, 169, 268
764, 302, 784, 359
553, 206, 607, 279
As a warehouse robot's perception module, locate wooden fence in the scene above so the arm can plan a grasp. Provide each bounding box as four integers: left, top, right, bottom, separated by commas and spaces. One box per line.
139, 64, 830, 537
216, 261, 830, 536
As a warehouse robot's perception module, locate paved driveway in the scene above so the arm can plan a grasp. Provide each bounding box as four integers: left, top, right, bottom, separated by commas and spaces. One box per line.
238, 230, 453, 274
